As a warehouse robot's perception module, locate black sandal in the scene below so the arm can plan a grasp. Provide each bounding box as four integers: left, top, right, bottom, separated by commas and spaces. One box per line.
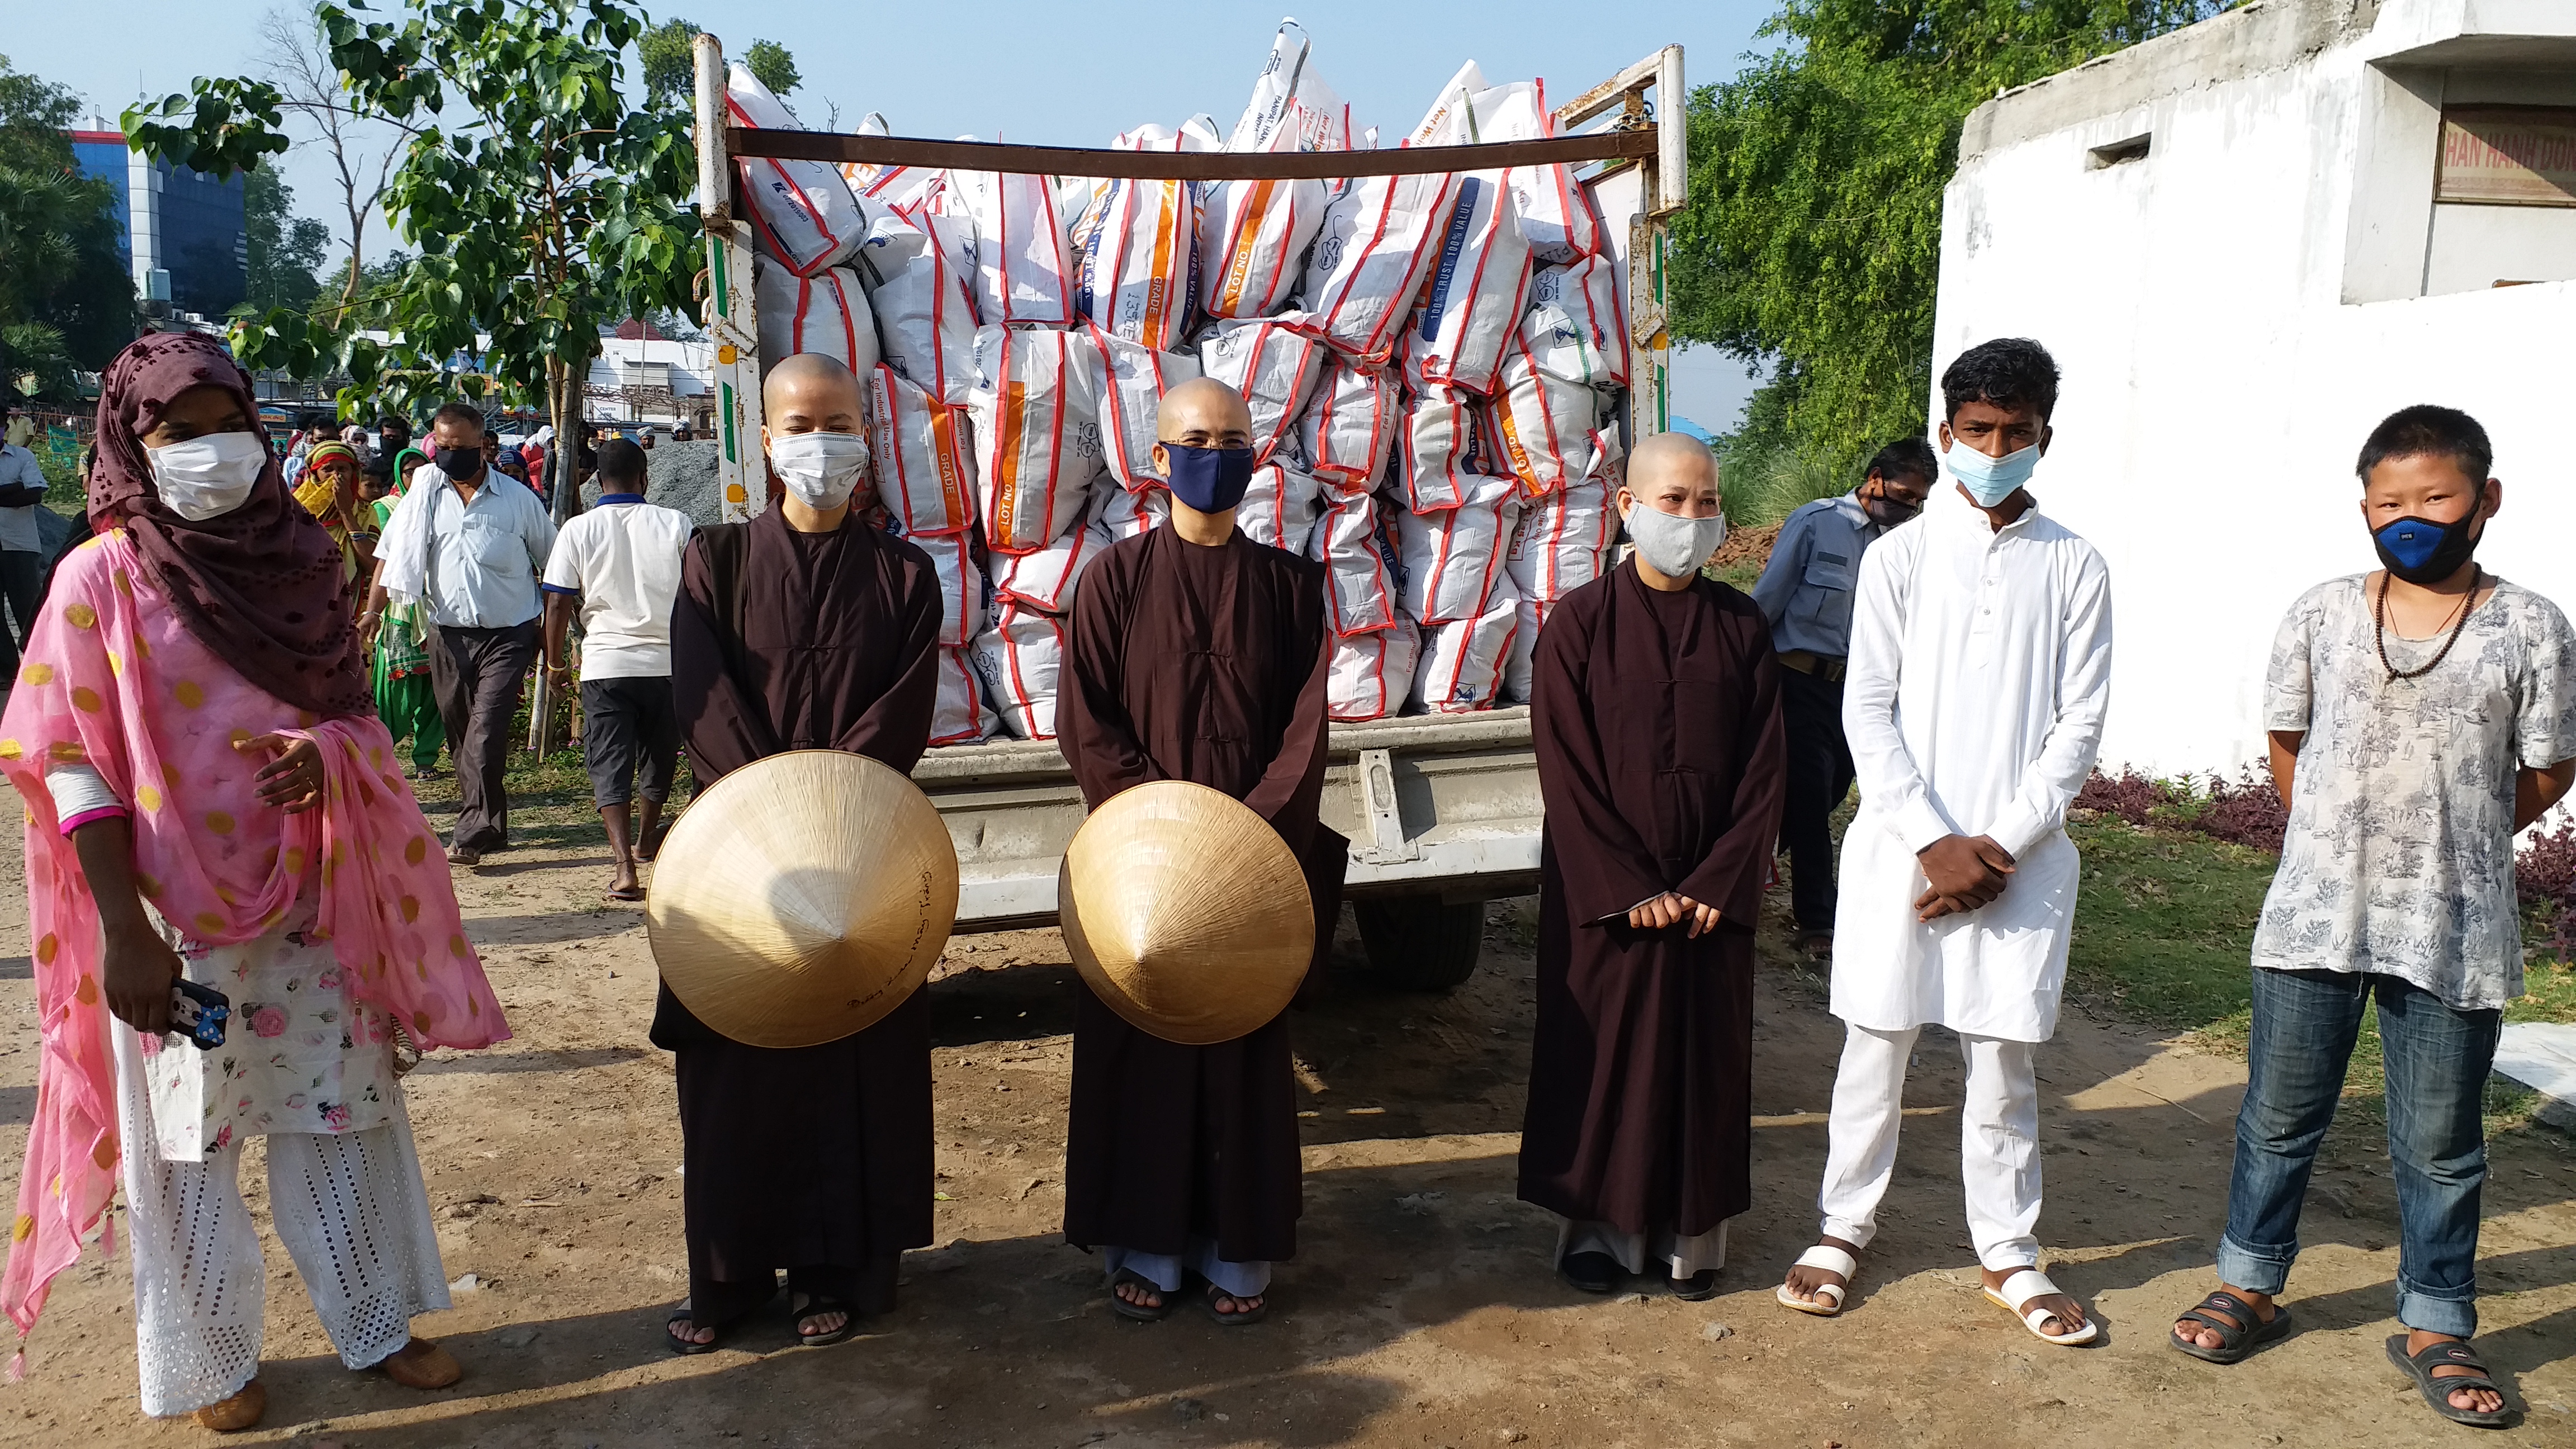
2168, 1290, 2294, 1365
789, 1292, 859, 1347
1559, 1250, 1625, 1295
1109, 1268, 1175, 1323
1201, 1283, 1268, 1327
2386, 1334, 2513, 1428
665, 1302, 725, 1356
1669, 1268, 1721, 1302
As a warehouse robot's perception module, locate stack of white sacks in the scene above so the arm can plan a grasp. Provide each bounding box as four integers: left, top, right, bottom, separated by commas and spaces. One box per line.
725, 29, 1630, 745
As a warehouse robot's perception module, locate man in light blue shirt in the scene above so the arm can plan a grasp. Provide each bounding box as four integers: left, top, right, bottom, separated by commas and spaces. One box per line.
1749, 438, 1934, 955
363, 403, 557, 865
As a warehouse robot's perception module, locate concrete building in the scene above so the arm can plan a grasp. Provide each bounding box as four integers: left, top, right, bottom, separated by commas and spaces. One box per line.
1934, 0, 2573, 778
68, 125, 247, 319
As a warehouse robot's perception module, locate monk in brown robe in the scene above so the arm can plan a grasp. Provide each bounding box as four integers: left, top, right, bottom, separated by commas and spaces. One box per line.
1057, 376, 1341, 1325
657, 353, 944, 1350
1519, 432, 1786, 1298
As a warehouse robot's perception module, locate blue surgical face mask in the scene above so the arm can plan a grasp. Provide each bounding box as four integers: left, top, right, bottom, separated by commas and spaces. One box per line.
1162, 442, 1256, 514
1945, 438, 2040, 507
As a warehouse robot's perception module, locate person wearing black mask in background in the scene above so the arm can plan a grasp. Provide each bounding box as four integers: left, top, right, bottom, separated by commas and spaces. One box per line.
364, 411, 413, 498
1750, 439, 1936, 958
361, 403, 558, 865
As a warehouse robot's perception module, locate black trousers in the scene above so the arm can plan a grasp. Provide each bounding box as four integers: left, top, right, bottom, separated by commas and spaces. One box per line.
1778, 665, 1857, 933
0, 548, 44, 673
428, 620, 539, 852
580, 675, 679, 808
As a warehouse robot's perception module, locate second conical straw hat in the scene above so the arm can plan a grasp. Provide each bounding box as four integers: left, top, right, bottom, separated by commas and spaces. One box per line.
646, 750, 958, 1049
1059, 780, 1314, 1046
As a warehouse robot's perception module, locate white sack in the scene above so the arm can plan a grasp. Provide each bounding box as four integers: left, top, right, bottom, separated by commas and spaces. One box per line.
1308, 491, 1403, 636
1328, 618, 1419, 722
1296, 355, 1399, 495
1194, 316, 1325, 465
1504, 475, 1614, 602
839, 112, 941, 220
1226, 20, 1352, 155
1412, 576, 1521, 715
1525, 257, 1630, 390
948, 169, 1077, 327
866, 364, 977, 535
850, 211, 980, 405
1396, 474, 1521, 626
906, 529, 987, 648
1090, 327, 1201, 491
1396, 382, 1495, 513
968, 602, 1068, 741
1197, 177, 1329, 320
969, 325, 1105, 555
755, 261, 880, 378
1238, 461, 1323, 552
1095, 480, 1168, 540
1301, 173, 1461, 365
930, 645, 996, 747
1075, 178, 1196, 352
992, 513, 1113, 614
726, 64, 865, 276
1501, 593, 1560, 704
1485, 320, 1604, 498
1395, 172, 1531, 397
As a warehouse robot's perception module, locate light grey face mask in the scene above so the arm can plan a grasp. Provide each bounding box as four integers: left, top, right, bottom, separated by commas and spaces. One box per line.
1624, 498, 1727, 579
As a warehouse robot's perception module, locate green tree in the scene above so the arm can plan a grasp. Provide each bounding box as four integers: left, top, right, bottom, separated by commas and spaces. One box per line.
0, 54, 135, 401
242, 164, 332, 314
742, 40, 799, 98
640, 18, 798, 108
1674, 0, 2231, 480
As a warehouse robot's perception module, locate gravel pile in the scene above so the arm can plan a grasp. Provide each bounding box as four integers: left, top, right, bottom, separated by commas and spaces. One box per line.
581, 441, 727, 525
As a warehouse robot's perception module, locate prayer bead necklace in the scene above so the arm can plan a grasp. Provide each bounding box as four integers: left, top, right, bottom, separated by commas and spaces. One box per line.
2374, 565, 2479, 681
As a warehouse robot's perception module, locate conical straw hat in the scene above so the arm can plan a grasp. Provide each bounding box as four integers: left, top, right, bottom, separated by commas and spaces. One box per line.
646, 750, 958, 1049
1059, 780, 1314, 1046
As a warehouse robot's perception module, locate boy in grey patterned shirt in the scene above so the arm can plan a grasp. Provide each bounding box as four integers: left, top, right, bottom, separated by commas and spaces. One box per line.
2167, 406, 2576, 1428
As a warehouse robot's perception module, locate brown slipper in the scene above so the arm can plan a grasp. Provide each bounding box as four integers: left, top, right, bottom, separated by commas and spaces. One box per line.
377, 1337, 463, 1390
193, 1376, 266, 1431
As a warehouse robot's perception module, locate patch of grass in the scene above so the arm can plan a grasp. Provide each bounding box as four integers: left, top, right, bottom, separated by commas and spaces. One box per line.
2063, 816, 2277, 1033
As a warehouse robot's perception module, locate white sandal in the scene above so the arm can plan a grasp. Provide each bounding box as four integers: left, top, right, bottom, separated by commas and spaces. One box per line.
1775, 1244, 1857, 1318
1983, 1268, 2099, 1346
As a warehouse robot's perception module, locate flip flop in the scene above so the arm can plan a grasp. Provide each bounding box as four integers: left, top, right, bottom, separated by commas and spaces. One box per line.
1983, 1268, 2099, 1346
607, 882, 646, 902
2168, 1290, 2293, 1365
2386, 1334, 2513, 1428
1775, 1244, 1857, 1317
1670, 1268, 1721, 1302
789, 1292, 858, 1348
1201, 1283, 1268, 1326
1109, 1268, 1176, 1323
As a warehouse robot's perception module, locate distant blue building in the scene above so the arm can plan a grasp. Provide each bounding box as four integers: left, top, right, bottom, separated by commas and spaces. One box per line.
69, 127, 245, 318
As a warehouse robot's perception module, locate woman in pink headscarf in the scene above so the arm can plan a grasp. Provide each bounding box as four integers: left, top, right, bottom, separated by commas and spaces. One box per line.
0, 333, 509, 1431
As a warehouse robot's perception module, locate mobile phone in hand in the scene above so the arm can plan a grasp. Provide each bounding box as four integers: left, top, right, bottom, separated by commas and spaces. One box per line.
168, 979, 230, 1050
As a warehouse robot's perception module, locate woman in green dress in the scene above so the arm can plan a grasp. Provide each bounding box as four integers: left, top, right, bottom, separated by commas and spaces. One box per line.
370, 446, 444, 776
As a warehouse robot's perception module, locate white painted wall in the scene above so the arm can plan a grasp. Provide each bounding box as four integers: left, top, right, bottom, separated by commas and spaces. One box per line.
1933, 0, 2576, 780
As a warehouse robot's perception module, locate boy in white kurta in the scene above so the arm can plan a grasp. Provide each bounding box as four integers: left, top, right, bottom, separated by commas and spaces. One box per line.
1775, 339, 2113, 1346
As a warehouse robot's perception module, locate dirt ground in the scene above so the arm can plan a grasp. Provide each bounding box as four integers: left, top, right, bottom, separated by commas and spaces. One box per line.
2, 790, 2574, 1448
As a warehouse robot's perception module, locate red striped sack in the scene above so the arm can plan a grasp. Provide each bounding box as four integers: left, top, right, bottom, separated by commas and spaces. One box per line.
1238, 461, 1323, 553
1395, 172, 1531, 397
1524, 257, 1630, 391
991, 513, 1112, 614
1485, 321, 1607, 498
755, 261, 879, 377
948, 169, 1077, 327
1300, 172, 1461, 365
1197, 177, 1329, 320
1396, 473, 1522, 626
1396, 382, 1493, 513
1194, 315, 1325, 465
1225, 20, 1352, 155
1296, 356, 1400, 496
930, 645, 997, 747
1075, 178, 1196, 352
967, 602, 1067, 741
1501, 593, 1562, 704
1094, 479, 1169, 539
726, 64, 865, 276
1307, 491, 1401, 636
906, 528, 987, 648
865, 365, 976, 536
839, 112, 943, 220
1328, 618, 1419, 722
1410, 575, 1521, 715
853, 212, 980, 406
1090, 326, 1201, 492
1504, 475, 1614, 602
969, 325, 1105, 555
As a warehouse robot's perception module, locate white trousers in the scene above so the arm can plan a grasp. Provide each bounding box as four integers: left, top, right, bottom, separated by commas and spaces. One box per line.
115, 1028, 449, 1417
1556, 1217, 1729, 1278
1105, 1240, 1270, 1299
1817, 1023, 2042, 1273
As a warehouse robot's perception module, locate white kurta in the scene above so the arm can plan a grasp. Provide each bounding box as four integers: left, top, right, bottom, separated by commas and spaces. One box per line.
1830, 488, 2113, 1043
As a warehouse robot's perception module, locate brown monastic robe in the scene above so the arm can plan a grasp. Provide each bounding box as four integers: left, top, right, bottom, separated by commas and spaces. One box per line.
1518, 561, 1786, 1242
1056, 526, 1342, 1265
654, 508, 944, 1324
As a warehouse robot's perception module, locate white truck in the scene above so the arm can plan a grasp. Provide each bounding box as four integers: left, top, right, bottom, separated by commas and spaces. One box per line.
686, 39, 1688, 989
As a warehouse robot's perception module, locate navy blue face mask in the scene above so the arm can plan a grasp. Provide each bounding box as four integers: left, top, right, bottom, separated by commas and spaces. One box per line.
2372, 507, 2483, 586
1162, 442, 1256, 513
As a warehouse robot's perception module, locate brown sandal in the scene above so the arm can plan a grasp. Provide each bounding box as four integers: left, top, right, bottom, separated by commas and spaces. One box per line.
193, 1377, 266, 1431
377, 1337, 462, 1390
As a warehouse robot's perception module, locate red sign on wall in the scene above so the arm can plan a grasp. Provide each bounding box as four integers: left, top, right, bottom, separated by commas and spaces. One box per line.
2438, 106, 2576, 207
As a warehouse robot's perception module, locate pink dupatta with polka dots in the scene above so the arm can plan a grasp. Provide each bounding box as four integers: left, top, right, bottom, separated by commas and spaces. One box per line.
0, 531, 508, 1355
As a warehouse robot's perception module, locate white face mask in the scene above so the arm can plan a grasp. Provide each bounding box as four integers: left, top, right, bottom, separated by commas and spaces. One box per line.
766, 429, 870, 510
1622, 496, 1727, 580
148, 431, 268, 521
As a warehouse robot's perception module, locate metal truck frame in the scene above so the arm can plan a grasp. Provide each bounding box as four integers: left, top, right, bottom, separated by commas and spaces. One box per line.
688, 37, 1687, 989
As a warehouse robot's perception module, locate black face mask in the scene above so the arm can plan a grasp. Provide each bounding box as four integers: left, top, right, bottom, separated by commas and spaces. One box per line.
1860, 480, 1921, 527
434, 446, 485, 481
2372, 506, 2484, 586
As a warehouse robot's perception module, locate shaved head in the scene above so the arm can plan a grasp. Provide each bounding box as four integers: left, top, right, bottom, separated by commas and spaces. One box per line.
1156, 376, 1253, 447
1621, 431, 1722, 520
764, 352, 865, 434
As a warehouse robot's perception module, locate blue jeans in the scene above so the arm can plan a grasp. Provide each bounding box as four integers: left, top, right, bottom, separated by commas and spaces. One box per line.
2217, 967, 2501, 1337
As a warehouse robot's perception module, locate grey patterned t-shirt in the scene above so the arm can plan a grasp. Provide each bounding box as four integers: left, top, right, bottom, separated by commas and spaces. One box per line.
2253, 575, 2576, 1010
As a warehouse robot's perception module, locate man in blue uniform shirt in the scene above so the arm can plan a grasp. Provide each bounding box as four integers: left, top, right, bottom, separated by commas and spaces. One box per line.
1750, 439, 1934, 957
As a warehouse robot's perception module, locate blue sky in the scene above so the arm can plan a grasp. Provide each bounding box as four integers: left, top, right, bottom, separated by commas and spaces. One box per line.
13, 0, 1779, 425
